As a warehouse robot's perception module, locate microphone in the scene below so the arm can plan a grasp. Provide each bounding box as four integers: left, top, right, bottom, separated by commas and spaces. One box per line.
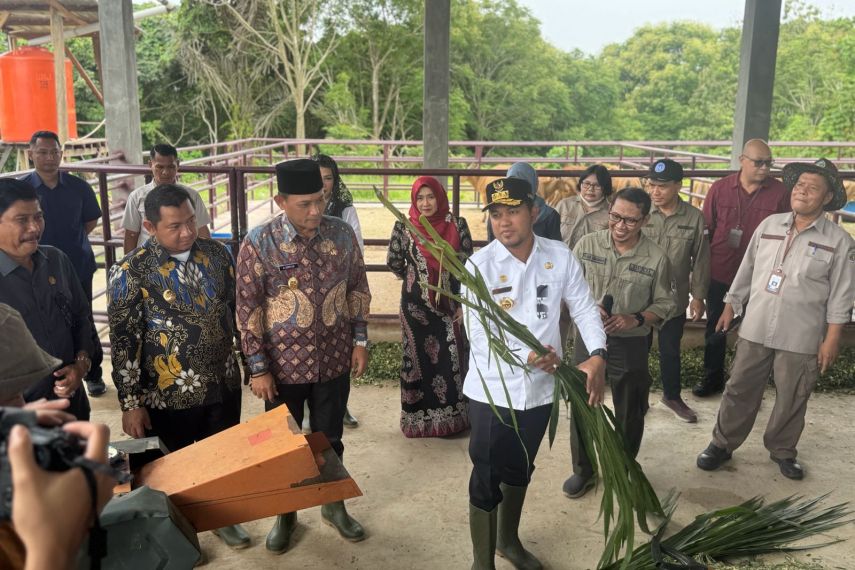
602, 294, 614, 317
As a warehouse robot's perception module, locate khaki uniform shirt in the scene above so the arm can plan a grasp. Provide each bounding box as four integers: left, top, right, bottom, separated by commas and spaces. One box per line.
573, 230, 676, 337
555, 196, 609, 250
725, 213, 855, 355
643, 198, 710, 317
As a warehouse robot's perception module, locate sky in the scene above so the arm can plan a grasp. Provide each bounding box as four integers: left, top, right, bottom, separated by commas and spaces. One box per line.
519, 0, 855, 55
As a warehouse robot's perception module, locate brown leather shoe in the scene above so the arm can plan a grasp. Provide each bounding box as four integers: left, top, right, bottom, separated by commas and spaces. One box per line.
661, 397, 698, 423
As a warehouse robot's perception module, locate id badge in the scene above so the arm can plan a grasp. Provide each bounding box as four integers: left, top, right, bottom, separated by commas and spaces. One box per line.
765, 269, 785, 295
727, 227, 743, 249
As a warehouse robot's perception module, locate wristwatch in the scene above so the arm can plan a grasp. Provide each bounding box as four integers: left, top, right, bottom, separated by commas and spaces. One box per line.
633, 312, 645, 327
353, 339, 368, 348
75, 353, 92, 374
590, 348, 608, 361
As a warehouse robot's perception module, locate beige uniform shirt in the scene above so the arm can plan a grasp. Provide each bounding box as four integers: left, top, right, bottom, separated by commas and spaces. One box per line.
555, 196, 610, 250
643, 198, 710, 317
573, 229, 676, 337
725, 213, 855, 355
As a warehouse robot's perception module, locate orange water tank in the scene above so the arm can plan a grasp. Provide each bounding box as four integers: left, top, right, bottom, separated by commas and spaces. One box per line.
0, 46, 78, 143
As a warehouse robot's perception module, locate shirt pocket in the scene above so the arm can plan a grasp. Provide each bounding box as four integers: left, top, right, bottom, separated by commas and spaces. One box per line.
802, 247, 834, 282
616, 272, 653, 314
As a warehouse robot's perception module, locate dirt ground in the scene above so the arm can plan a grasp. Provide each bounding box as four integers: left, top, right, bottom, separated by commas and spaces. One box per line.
89, 377, 855, 570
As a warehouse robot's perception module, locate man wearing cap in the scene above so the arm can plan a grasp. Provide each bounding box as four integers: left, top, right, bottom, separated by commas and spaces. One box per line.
697, 159, 854, 480
564, 187, 676, 499
643, 159, 710, 423
694, 139, 790, 397
236, 159, 371, 553
122, 143, 211, 254
108, 184, 250, 548
486, 162, 562, 243
0, 178, 94, 420
463, 177, 607, 570
21, 130, 106, 398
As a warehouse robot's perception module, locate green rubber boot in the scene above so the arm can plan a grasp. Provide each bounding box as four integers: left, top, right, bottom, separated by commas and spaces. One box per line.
496, 484, 543, 570
321, 501, 366, 542
212, 524, 251, 549
469, 503, 497, 570
265, 512, 297, 554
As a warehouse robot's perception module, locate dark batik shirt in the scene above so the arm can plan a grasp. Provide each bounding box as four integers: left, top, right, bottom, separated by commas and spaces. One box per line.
108, 237, 240, 412
22, 171, 102, 281
236, 215, 371, 384
0, 247, 94, 403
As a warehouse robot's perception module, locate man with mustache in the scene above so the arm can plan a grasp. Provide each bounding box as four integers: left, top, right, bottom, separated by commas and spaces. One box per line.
0, 178, 94, 420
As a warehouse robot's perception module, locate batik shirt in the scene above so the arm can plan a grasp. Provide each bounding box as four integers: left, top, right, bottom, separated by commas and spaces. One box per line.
108, 238, 240, 412
236, 215, 371, 384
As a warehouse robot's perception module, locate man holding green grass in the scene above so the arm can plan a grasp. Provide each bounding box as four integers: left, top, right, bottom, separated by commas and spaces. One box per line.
462, 177, 607, 570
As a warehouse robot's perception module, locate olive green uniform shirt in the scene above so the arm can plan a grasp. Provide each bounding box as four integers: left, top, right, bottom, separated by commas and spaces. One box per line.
643, 198, 710, 317
555, 196, 610, 250
725, 213, 855, 355
573, 229, 676, 337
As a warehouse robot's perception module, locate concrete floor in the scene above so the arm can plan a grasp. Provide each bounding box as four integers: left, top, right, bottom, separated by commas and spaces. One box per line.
89, 379, 855, 570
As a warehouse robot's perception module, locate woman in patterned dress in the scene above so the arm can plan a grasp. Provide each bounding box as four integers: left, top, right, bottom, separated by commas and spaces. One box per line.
387, 176, 473, 437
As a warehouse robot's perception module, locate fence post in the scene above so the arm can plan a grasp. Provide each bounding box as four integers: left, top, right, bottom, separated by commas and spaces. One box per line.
452, 174, 460, 218
268, 148, 275, 214
97, 171, 115, 270
382, 143, 389, 199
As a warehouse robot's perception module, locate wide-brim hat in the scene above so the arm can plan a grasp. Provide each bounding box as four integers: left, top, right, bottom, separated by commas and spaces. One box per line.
782, 158, 847, 212
275, 159, 323, 196
482, 177, 532, 211
0, 303, 62, 401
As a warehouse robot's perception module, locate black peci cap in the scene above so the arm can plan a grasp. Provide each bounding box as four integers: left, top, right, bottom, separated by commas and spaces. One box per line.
275, 159, 323, 195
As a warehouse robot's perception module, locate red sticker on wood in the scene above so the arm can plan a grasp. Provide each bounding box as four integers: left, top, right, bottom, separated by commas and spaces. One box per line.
248, 428, 272, 446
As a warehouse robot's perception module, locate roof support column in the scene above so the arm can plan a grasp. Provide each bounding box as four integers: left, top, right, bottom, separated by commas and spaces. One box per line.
49, 6, 68, 143
730, 0, 782, 166
423, 0, 450, 172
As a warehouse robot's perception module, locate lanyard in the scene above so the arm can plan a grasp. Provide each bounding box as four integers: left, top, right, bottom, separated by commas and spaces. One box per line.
774, 216, 799, 271
735, 185, 762, 230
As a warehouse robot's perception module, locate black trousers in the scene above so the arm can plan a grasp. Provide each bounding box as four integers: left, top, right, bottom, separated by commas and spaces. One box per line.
468, 399, 551, 512
703, 279, 730, 386
650, 314, 687, 400
265, 373, 350, 458
80, 274, 104, 386
147, 388, 242, 453
570, 334, 651, 478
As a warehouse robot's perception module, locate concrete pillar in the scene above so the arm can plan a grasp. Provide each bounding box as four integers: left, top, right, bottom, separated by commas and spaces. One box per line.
730, 0, 782, 167
50, 6, 68, 143
98, 0, 143, 173
423, 0, 450, 171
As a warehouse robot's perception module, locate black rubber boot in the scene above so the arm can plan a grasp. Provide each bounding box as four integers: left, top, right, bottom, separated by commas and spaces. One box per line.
469, 503, 497, 570
321, 501, 366, 542
343, 407, 359, 428
496, 484, 543, 570
265, 512, 297, 554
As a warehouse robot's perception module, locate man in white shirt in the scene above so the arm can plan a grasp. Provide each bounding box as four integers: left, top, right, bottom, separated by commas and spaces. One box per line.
121, 144, 211, 254
462, 177, 607, 570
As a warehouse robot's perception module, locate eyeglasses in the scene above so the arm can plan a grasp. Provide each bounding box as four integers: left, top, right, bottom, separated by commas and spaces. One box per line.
608, 212, 643, 227
741, 155, 773, 168
580, 181, 603, 191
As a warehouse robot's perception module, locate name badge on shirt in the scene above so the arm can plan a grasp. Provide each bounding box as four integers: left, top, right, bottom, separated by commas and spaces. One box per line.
491, 286, 512, 295
765, 269, 785, 295
277, 263, 300, 271
727, 228, 743, 249
536, 285, 548, 320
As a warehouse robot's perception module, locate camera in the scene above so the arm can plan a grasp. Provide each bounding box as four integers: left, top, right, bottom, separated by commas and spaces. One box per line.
0, 408, 87, 520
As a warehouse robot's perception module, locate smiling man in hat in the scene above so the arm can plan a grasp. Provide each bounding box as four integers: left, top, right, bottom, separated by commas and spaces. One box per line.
236, 158, 371, 553
462, 177, 607, 570
697, 159, 855, 480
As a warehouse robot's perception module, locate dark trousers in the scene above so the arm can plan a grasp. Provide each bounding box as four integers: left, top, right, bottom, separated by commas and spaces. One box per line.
147, 388, 242, 453
650, 314, 687, 400
265, 373, 350, 458
570, 334, 651, 478
703, 279, 730, 386
468, 399, 551, 512
80, 275, 104, 386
